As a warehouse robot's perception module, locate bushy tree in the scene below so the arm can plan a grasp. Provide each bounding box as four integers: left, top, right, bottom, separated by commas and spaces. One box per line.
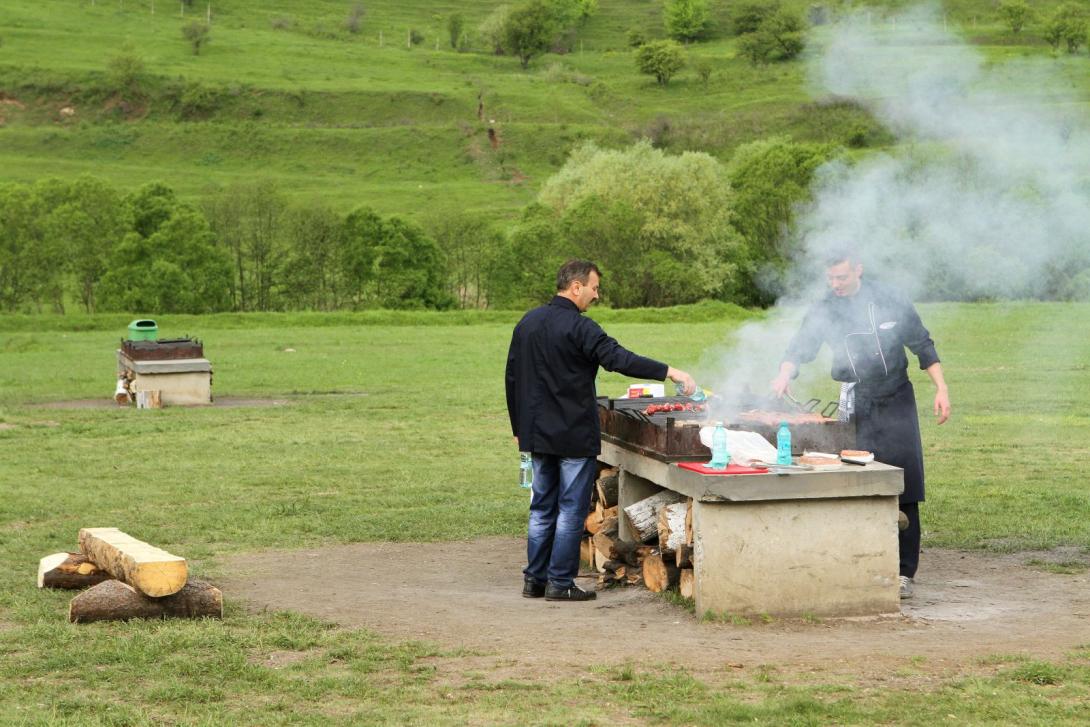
664, 0, 710, 42
535, 141, 745, 306
636, 40, 686, 86
105, 48, 145, 101
998, 0, 1030, 34
504, 0, 558, 68
737, 10, 805, 65
98, 208, 232, 313
203, 180, 286, 311
726, 138, 835, 304
0, 183, 56, 311
1044, 3, 1087, 53
427, 212, 507, 308
733, 1, 778, 35
281, 206, 345, 310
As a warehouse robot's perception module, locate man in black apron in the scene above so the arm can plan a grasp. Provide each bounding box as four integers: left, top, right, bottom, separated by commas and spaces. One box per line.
771, 253, 951, 599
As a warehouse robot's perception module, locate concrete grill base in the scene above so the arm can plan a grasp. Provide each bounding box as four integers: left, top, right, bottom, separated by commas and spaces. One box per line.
118, 352, 212, 407
600, 440, 903, 617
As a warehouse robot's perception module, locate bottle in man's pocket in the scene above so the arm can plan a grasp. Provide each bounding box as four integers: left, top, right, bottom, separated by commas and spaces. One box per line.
519, 452, 533, 489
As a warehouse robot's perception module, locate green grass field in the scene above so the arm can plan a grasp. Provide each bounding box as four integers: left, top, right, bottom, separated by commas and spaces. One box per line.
1, 303, 1088, 723
3, 0, 1089, 220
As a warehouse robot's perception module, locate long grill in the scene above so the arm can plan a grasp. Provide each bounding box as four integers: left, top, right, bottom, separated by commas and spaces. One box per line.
598, 395, 856, 462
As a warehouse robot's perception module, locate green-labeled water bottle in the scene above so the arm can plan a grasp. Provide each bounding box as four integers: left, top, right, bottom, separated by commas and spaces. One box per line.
519, 452, 533, 489
709, 422, 730, 470
776, 421, 792, 465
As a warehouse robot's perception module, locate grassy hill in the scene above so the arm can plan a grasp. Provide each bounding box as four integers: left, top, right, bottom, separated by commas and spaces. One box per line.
1, 0, 1088, 221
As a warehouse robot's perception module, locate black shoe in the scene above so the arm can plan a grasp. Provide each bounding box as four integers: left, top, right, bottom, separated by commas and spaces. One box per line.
522, 577, 546, 598
544, 583, 597, 601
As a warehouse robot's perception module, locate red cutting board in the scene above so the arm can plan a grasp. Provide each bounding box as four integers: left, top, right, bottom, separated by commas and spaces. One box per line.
676, 462, 768, 475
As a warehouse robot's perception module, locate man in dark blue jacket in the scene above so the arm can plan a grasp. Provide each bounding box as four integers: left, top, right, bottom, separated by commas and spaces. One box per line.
506, 260, 695, 602
771, 252, 950, 600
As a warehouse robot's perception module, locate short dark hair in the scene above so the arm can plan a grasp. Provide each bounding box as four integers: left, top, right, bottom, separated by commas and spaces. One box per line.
556, 259, 601, 291
823, 250, 857, 267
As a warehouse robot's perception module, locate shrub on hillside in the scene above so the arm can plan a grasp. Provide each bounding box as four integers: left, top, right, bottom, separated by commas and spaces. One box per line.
176, 81, 220, 120
627, 28, 647, 47
636, 40, 686, 86
105, 49, 145, 101
733, 1, 778, 35
344, 3, 365, 34
447, 13, 465, 49
664, 0, 711, 42
504, 1, 558, 68
694, 58, 713, 87
1043, 3, 1087, 53
998, 0, 1030, 34
480, 4, 512, 54
737, 10, 805, 65
182, 21, 211, 55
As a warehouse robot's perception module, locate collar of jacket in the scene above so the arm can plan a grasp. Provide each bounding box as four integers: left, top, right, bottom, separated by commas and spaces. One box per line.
549, 296, 581, 312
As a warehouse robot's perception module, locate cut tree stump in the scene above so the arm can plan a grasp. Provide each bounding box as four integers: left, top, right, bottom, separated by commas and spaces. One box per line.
78, 528, 187, 597
657, 502, 688, 556
69, 579, 222, 623
623, 490, 684, 543
596, 469, 619, 508
642, 552, 680, 593
38, 552, 111, 590
679, 568, 695, 599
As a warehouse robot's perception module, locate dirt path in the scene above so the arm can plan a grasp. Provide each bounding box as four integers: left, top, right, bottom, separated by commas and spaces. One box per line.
221, 538, 1090, 682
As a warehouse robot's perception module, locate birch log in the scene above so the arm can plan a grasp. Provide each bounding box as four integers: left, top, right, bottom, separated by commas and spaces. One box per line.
38, 552, 111, 589
69, 579, 222, 623
657, 502, 688, 555
623, 490, 684, 543
78, 528, 187, 597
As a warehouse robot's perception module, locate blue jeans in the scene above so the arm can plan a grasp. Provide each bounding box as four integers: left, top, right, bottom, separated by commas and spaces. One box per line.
524, 454, 596, 588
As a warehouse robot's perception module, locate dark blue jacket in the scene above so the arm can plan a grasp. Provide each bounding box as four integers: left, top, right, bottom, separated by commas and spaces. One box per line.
506, 296, 669, 456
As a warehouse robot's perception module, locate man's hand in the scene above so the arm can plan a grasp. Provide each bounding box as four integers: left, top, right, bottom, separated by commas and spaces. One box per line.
933, 388, 951, 425
770, 362, 796, 397
667, 367, 696, 396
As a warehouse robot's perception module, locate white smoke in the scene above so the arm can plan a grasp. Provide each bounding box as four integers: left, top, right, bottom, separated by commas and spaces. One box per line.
701, 3, 1090, 404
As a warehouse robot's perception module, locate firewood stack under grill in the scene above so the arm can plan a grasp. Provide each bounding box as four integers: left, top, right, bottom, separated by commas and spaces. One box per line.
580, 466, 697, 598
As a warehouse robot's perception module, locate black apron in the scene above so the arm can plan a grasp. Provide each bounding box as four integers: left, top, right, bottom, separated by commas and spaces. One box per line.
854, 380, 925, 503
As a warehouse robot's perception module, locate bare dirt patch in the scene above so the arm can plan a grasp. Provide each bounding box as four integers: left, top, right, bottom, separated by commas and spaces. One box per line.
220, 538, 1090, 683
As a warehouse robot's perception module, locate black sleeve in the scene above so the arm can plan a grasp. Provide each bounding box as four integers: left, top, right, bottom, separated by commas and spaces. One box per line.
782, 304, 826, 374
505, 326, 520, 437
900, 301, 940, 370
579, 318, 669, 381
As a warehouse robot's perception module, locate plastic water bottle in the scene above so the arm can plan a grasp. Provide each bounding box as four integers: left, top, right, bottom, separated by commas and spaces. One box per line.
776, 422, 792, 465
675, 381, 708, 403
519, 452, 533, 489
709, 422, 730, 470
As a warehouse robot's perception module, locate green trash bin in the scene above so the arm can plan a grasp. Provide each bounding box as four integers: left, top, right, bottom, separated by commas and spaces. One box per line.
127, 319, 158, 341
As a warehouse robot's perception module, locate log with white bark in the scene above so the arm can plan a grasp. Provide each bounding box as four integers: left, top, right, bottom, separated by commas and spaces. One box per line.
38, 552, 111, 590
642, 552, 680, 593
69, 579, 222, 623
679, 568, 695, 599
78, 528, 187, 597
623, 490, 684, 544
595, 469, 619, 508
657, 502, 688, 556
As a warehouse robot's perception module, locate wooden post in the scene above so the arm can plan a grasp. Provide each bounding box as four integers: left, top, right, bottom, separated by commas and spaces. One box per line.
78, 527, 187, 597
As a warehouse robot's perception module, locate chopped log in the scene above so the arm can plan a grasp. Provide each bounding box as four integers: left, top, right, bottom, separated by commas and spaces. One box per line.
599, 515, 618, 538
78, 528, 187, 597
135, 390, 162, 409
69, 579, 222, 623
593, 531, 642, 566
679, 568, 695, 599
623, 490, 684, 543
675, 543, 693, 569
38, 552, 112, 590
626, 568, 643, 586
657, 502, 688, 556
603, 505, 618, 521
685, 497, 694, 547
596, 469, 619, 508
642, 552, 680, 593
635, 545, 655, 564
580, 537, 595, 567
585, 507, 604, 535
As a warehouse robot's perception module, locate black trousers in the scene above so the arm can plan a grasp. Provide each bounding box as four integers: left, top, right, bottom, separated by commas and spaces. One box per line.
900, 502, 921, 578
